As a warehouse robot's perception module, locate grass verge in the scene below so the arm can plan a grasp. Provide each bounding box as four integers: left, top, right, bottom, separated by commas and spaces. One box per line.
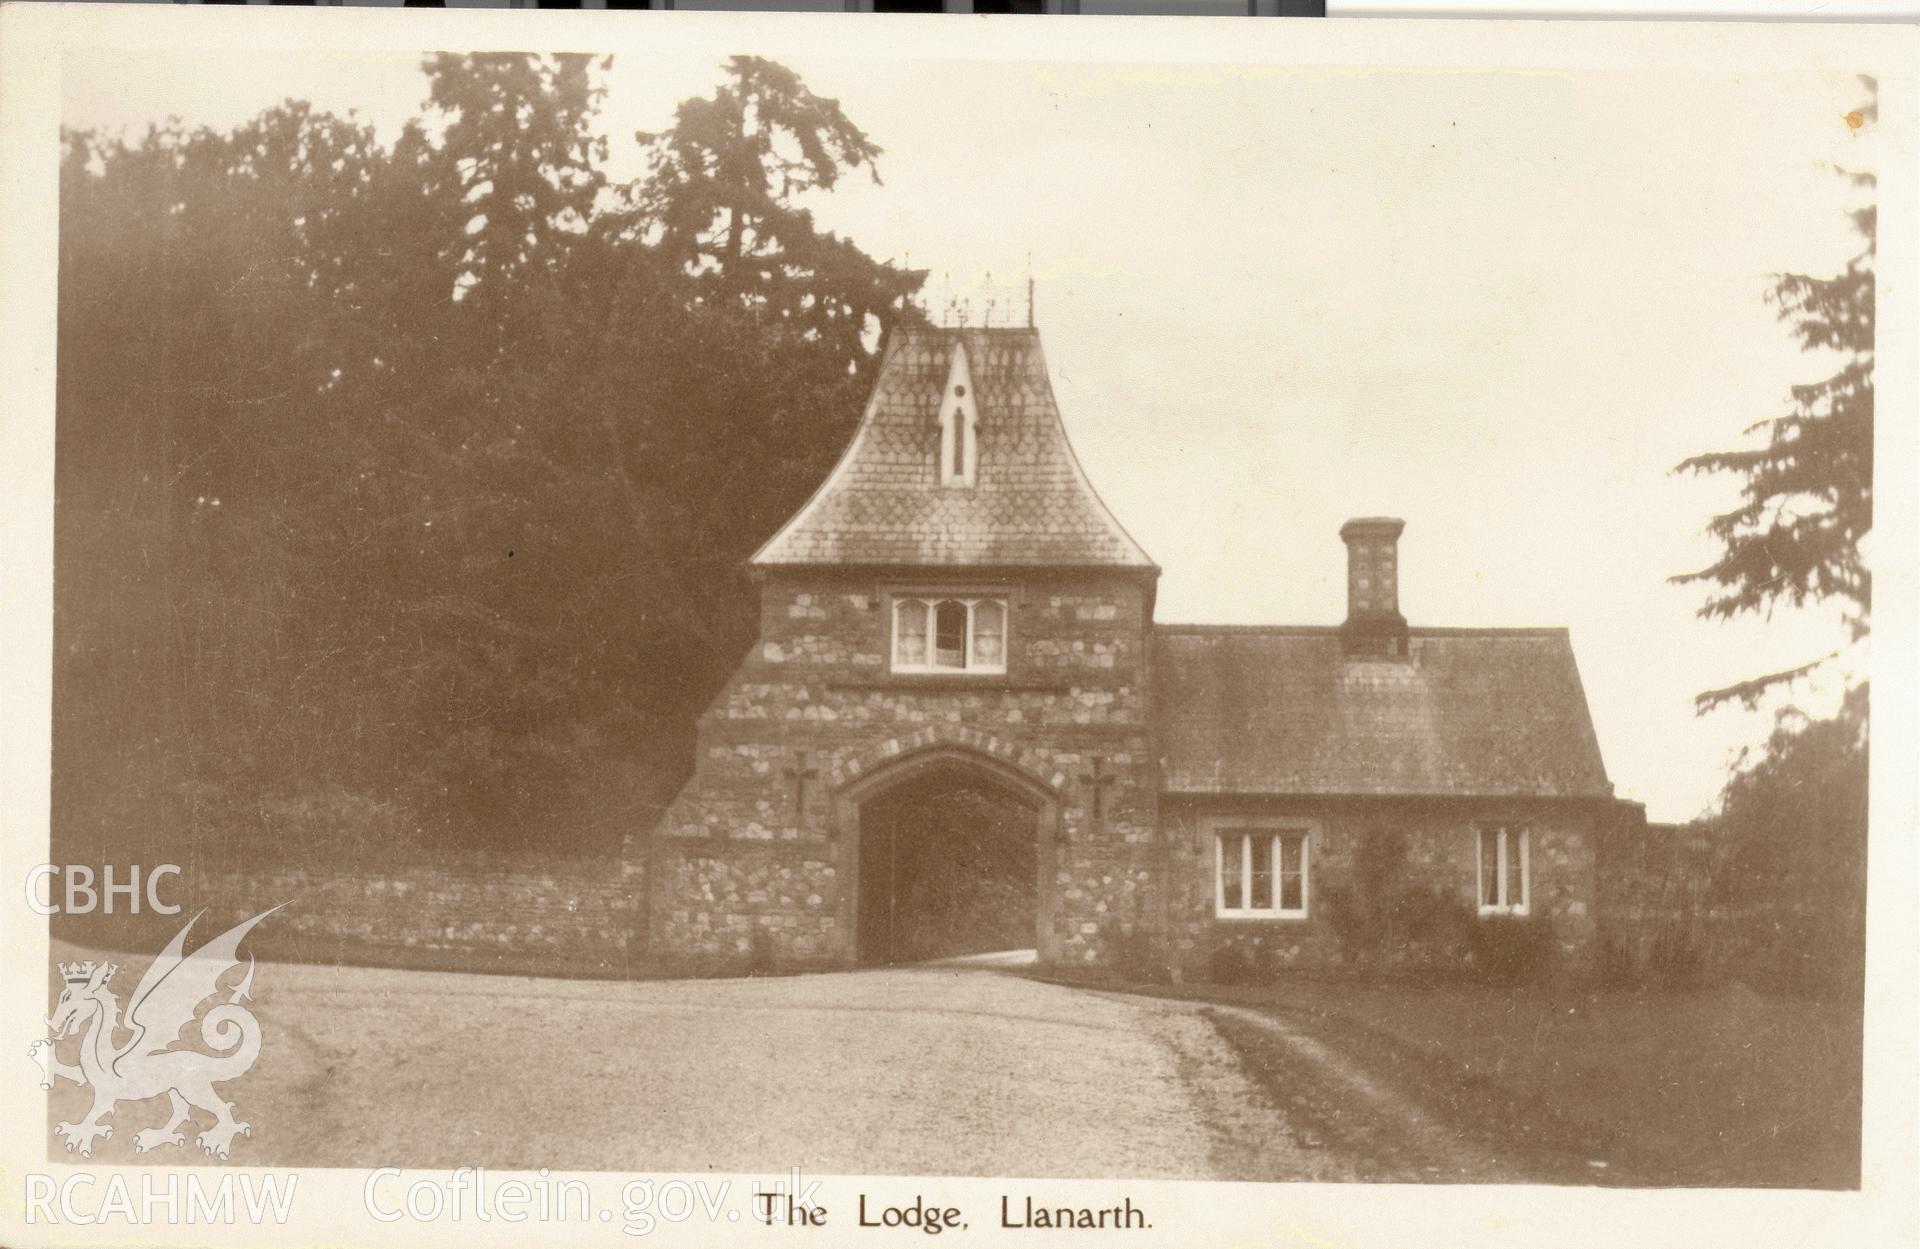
1039, 971, 1862, 1189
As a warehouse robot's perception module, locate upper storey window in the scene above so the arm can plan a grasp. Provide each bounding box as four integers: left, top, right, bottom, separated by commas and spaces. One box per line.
892, 597, 1006, 674
938, 343, 980, 487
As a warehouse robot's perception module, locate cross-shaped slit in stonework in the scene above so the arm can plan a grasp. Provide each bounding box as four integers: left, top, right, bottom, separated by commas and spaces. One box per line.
1082, 755, 1115, 833
784, 750, 819, 820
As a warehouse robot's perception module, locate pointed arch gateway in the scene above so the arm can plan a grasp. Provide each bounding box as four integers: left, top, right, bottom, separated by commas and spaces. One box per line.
833, 745, 1063, 966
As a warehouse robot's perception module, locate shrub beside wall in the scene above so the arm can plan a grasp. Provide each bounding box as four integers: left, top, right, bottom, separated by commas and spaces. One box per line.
1463, 912, 1557, 983
1323, 883, 1477, 971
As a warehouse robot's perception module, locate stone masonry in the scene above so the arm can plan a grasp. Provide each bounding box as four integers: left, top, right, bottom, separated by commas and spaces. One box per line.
630, 324, 1628, 979
636, 572, 1161, 973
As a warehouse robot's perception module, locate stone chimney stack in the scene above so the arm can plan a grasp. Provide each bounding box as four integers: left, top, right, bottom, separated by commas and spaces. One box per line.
1339, 517, 1409, 658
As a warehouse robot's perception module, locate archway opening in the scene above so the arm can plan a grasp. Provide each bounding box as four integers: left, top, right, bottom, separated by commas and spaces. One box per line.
855, 764, 1040, 966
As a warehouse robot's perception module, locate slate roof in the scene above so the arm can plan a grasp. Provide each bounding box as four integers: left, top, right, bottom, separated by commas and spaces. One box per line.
752, 328, 1156, 569
1155, 626, 1613, 799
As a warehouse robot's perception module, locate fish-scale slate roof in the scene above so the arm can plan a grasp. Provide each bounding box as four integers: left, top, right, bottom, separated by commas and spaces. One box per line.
752, 328, 1155, 569
1156, 626, 1613, 799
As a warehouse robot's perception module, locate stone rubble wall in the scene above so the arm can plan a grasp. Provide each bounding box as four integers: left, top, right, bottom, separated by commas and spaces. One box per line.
632, 572, 1163, 974
56, 855, 641, 979
1594, 822, 1719, 971
1595, 821, 1865, 994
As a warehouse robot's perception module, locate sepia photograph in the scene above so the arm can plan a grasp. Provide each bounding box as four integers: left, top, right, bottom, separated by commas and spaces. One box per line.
2, 7, 1915, 1246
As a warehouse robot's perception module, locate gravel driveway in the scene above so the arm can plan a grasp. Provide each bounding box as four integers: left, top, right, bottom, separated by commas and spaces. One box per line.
40, 950, 1355, 1179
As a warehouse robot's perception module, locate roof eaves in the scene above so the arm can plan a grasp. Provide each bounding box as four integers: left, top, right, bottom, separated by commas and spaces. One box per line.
1154, 623, 1575, 638
1160, 783, 1618, 800
747, 337, 898, 568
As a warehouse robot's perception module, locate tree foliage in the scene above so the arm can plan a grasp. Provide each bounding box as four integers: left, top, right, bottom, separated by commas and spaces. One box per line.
1705, 684, 1869, 996
54, 55, 923, 864
424, 52, 608, 322
1672, 87, 1876, 711
1667, 89, 1874, 993
625, 55, 922, 371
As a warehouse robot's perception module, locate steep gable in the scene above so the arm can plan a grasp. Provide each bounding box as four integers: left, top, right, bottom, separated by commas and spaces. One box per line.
751, 327, 1156, 570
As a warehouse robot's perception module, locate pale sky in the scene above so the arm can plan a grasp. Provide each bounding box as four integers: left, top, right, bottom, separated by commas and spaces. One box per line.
62, 35, 1880, 821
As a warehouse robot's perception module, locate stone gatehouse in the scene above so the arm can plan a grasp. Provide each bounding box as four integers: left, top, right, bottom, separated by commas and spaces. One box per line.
626, 326, 1623, 978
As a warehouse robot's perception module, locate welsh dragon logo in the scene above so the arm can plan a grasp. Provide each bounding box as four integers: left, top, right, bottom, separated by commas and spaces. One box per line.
30, 907, 280, 1160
